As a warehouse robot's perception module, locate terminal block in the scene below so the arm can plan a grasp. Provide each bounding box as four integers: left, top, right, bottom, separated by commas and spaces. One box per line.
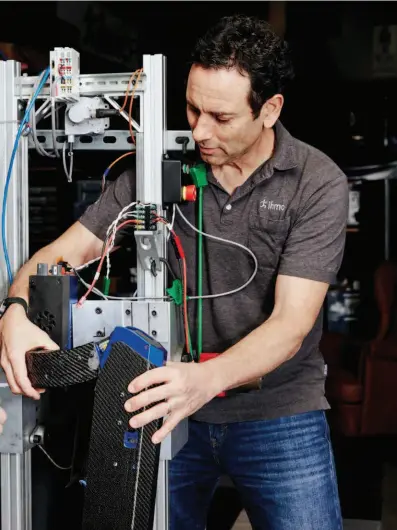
134, 203, 157, 231
50, 47, 80, 101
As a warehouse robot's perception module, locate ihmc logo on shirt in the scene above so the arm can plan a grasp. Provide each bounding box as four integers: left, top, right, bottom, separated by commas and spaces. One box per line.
260, 198, 285, 211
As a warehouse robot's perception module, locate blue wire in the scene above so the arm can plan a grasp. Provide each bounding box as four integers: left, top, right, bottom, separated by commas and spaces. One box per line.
2, 67, 50, 284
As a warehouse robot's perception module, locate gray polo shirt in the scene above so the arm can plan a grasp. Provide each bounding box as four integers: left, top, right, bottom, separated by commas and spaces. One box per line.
79, 121, 348, 424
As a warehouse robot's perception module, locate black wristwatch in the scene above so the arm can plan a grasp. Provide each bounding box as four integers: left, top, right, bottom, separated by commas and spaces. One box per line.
0, 297, 29, 319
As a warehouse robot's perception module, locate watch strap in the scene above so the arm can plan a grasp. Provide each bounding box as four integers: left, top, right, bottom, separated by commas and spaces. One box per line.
0, 297, 28, 318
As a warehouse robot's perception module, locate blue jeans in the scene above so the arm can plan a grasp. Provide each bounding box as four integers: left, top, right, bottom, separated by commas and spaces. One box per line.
169, 411, 342, 530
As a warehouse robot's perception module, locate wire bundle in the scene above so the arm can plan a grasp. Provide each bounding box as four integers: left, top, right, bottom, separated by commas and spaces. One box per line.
2, 67, 51, 284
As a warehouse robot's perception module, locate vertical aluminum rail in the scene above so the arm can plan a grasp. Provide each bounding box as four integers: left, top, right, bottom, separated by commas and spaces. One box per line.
136, 54, 169, 530
0, 60, 31, 530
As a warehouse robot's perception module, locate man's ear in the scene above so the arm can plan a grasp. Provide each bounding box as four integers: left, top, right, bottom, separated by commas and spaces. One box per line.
260, 94, 284, 128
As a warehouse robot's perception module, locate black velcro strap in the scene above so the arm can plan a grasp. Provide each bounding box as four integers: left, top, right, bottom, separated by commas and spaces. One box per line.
26, 343, 100, 388
82, 340, 162, 530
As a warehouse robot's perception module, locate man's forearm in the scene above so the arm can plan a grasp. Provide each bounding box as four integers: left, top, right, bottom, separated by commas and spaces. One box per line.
8, 245, 62, 303
207, 315, 305, 394
8, 222, 103, 304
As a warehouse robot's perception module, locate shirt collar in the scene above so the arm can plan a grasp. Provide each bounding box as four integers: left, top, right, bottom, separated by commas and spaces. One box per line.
203, 120, 298, 191
270, 120, 298, 172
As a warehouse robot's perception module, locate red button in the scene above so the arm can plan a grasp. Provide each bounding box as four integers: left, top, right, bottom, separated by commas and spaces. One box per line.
182, 185, 197, 202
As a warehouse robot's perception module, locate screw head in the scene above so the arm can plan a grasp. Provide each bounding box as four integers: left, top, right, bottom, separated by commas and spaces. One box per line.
151, 310, 157, 317
152, 330, 157, 337
95, 307, 102, 314
125, 309, 131, 316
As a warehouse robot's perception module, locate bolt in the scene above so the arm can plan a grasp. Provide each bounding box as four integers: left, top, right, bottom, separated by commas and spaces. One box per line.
32, 435, 41, 445
95, 307, 102, 314
120, 392, 125, 398
95, 331, 104, 337
125, 309, 131, 316
113, 462, 118, 467
151, 310, 157, 317
152, 330, 157, 337
117, 420, 122, 426
30, 280, 36, 287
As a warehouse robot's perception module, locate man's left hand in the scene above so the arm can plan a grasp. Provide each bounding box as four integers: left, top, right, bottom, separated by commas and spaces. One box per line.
124, 361, 219, 444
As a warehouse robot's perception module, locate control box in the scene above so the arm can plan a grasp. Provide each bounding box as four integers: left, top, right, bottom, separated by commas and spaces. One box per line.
50, 47, 80, 101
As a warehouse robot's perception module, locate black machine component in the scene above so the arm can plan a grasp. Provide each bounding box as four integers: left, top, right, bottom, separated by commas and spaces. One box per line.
28, 264, 78, 349
162, 158, 182, 205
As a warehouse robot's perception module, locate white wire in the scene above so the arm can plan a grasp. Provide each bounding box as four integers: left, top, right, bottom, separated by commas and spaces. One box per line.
50, 79, 60, 158
105, 202, 147, 279
38, 445, 71, 471
29, 72, 55, 158
75, 255, 101, 271
76, 273, 167, 301
62, 142, 73, 182
175, 205, 258, 299
167, 204, 176, 241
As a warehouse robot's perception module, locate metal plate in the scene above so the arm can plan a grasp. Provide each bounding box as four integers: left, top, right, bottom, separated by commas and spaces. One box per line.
72, 301, 133, 347
0, 372, 37, 454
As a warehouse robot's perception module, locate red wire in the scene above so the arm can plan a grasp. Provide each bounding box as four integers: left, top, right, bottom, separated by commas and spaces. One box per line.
155, 217, 190, 354
77, 219, 140, 306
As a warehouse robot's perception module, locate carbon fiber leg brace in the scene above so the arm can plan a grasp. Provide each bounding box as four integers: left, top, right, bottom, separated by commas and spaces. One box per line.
26, 339, 162, 530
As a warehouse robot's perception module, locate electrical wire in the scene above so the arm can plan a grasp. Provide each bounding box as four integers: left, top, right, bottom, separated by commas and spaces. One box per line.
38, 445, 71, 471
155, 217, 192, 358
29, 73, 55, 158
2, 67, 50, 284
175, 205, 258, 300
101, 151, 135, 192
127, 69, 142, 144
120, 68, 143, 144
62, 141, 74, 182
77, 218, 143, 306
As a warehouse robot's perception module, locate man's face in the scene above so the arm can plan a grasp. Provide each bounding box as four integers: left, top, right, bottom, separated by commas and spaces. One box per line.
186, 65, 265, 166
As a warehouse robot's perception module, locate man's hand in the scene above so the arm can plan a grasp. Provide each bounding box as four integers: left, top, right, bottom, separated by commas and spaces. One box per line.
124, 361, 220, 444
0, 305, 59, 400
0, 407, 7, 434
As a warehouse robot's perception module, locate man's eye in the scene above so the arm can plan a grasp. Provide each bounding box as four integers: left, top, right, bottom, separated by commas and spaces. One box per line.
216, 117, 231, 124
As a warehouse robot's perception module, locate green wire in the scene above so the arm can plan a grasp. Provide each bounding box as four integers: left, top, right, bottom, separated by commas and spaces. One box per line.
197, 186, 204, 360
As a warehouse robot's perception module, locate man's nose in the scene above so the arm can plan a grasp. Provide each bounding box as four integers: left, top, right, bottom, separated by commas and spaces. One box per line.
192, 115, 213, 144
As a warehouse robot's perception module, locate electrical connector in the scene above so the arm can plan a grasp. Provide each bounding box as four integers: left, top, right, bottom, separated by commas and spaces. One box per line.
134, 204, 157, 231
166, 279, 183, 305
183, 164, 208, 188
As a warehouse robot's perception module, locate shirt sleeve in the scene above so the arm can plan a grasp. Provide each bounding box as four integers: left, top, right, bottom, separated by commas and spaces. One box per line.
278, 171, 349, 284
78, 169, 136, 242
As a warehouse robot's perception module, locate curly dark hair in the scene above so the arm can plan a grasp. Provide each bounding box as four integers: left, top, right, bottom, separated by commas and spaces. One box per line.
191, 14, 294, 118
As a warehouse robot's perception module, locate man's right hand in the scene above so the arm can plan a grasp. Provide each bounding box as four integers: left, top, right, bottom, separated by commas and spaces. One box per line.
0, 304, 59, 400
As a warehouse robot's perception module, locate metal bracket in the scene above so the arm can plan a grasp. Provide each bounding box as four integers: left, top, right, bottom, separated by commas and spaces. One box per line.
135, 231, 162, 273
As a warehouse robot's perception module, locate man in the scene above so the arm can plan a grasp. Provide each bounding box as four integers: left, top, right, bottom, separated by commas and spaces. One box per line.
0, 15, 347, 530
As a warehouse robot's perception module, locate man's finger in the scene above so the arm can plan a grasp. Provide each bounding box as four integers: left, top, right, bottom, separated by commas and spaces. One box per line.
125, 384, 173, 413
128, 366, 172, 394
129, 401, 170, 429
41, 338, 59, 352
0, 407, 7, 426
9, 353, 41, 400
2, 361, 21, 395
152, 413, 181, 445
